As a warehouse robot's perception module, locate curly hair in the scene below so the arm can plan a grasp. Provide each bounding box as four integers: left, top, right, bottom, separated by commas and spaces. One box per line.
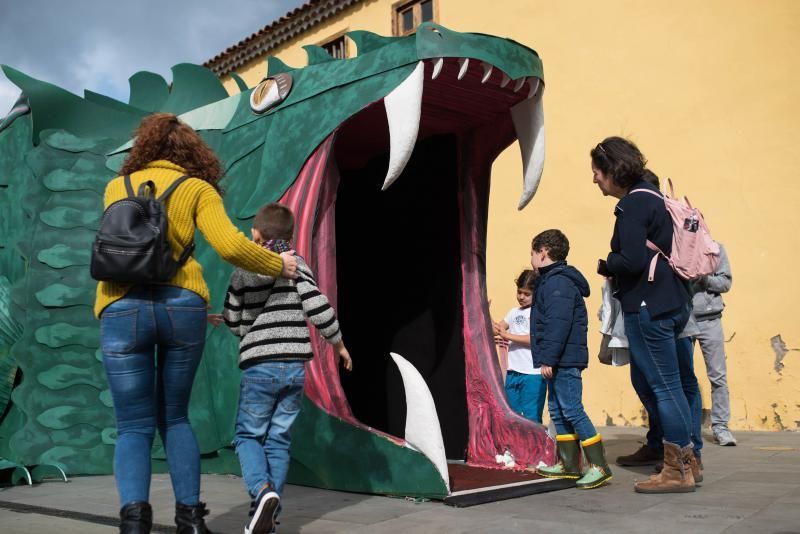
120, 113, 224, 193
531, 229, 570, 262
589, 136, 647, 190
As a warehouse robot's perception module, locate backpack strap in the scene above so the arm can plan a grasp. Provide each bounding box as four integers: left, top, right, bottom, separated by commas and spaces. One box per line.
629, 188, 668, 282
137, 181, 157, 198
644, 240, 668, 282
629, 188, 663, 199
157, 175, 194, 264
666, 178, 676, 199
177, 241, 196, 266
123, 175, 135, 198
157, 175, 191, 202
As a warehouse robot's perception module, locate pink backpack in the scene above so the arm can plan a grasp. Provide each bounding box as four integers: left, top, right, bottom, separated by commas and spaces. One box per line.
631, 179, 720, 281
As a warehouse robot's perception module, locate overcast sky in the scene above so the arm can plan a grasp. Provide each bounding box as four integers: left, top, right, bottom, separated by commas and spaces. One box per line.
0, 0, 304, 114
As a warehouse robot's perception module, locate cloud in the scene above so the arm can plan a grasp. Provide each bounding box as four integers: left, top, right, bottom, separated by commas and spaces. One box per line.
0, 0, 302, 113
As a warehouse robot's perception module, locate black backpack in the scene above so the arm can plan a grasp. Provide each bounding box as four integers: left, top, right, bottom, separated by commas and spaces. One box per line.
90, 175, 195, 284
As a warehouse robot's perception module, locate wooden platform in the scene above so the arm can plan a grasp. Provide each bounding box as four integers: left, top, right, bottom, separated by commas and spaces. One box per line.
444, 463, 574, 507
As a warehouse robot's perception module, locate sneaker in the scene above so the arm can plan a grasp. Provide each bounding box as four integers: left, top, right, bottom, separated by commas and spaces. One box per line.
714, 428, 737, 446
245, 487, 280, 534
616, 444, 662, 466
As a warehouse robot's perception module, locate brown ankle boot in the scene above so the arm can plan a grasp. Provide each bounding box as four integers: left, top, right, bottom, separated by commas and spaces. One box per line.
616, 444, 661, 466
687, 452, 703, 485
634, 441, 695, 494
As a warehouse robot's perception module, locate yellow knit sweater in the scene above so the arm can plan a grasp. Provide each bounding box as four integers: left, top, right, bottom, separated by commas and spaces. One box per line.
94, 160, 284, 317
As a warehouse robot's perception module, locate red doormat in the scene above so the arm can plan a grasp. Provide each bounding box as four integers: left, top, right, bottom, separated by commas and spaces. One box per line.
444, 463, 574, 507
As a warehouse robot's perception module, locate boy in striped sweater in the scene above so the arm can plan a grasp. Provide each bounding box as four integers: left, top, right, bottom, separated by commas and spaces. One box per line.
223, 202, 351, 534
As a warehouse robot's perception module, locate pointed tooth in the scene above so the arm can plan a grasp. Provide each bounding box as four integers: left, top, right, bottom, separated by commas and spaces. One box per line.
431, 57, 443, 80
382, 61, 424, 191
527, 77, 540, 99
500, 72, 510, 88
513, 78, 525, 92
510, 86, 545, 210
481, 62, 493, 83
457, 57, 469, 80
390, 352, 450, 492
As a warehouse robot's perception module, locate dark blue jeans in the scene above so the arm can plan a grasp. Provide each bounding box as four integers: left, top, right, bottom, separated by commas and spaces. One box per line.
624, 305, 693, 448
233, 362, 306, 499
546, 367, 597, 439
630, 336, 703, 456
101, 286, 207, 507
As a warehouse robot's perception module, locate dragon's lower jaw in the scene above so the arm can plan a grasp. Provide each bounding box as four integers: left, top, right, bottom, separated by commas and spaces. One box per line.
279, 58, 553, 483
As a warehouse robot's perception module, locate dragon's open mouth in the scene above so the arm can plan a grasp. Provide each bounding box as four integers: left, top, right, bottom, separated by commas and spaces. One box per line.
282, 57, 547, 475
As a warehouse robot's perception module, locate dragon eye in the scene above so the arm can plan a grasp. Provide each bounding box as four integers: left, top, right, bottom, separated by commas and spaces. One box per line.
250, 73, 293, 114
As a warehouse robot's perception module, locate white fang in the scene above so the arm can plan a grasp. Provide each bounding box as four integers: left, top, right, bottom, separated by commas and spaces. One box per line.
481, 62, 493, 83
382, 61, 424, 191
390, 352, 450, 492
513, 78, 525, 92
527, 77, 540, 99
500, 73, 511, 88
457, 58, 469, 80
432, 57, 444, 80
511, 84, 545, 210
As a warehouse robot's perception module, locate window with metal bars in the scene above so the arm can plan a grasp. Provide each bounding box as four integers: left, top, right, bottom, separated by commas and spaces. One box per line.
393, 0, 437, 36
321, 34, 348, 59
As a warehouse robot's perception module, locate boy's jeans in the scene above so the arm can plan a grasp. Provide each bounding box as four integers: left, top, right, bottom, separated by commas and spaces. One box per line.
233, 361, 306, 498
546, 367, 597, 439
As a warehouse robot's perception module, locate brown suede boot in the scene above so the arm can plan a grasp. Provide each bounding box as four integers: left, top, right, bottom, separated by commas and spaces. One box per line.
687, 452, 703, 485
655, 452, 703, 485
634, 441, 695, 494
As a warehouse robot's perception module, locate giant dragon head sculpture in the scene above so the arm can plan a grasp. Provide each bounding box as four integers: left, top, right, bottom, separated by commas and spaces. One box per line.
0, 23, 551, 499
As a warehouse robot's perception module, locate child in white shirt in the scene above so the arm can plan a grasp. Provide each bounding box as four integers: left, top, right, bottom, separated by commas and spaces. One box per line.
493, 269, 546, 423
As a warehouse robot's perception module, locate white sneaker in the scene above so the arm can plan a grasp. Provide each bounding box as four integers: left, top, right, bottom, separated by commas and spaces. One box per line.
245, 489, 280, 534
714, 428, 737, 446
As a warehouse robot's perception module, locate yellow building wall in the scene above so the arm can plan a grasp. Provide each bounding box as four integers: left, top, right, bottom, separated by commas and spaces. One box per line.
223, 0, 800, 431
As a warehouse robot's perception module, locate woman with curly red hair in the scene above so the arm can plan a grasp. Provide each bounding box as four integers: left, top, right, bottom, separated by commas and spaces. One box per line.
96, 113, 297, 533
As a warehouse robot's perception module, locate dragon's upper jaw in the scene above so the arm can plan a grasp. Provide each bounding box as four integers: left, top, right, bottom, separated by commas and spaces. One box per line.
383, 58, 543, 206
336, 57, 544, 207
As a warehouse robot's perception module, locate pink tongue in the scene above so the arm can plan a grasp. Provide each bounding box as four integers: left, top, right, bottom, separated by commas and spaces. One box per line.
277, 133, 395, 436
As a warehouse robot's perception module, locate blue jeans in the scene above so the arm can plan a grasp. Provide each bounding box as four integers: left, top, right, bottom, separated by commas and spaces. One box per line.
233, 361, 306, 499
630, 337, 703, 456
101, 286, 207, 507
624, 305, 693, 447
546, 367, 597, 439
505, 371, 547, 423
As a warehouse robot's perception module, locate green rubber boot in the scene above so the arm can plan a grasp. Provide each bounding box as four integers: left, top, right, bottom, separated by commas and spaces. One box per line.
536, 434, 582, 479
576, 435, 613, 489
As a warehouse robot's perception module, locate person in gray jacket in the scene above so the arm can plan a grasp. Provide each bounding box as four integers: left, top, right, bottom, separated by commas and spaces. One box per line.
693, 242, 736, 446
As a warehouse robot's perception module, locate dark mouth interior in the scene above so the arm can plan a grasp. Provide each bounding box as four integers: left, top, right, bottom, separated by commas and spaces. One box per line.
324, 62, 527, 460
335, 134, 468, 459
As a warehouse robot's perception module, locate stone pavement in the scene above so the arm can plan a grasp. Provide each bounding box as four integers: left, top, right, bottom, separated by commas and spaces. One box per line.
1, 427, 798, 533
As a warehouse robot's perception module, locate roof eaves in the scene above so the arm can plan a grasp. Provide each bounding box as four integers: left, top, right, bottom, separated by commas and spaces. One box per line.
204, 0, 364, 77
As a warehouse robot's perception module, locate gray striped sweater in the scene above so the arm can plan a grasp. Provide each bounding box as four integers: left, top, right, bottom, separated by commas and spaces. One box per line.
223, 255, 342, 368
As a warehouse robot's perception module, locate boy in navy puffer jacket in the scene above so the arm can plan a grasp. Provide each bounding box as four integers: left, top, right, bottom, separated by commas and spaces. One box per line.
531, 229, 611, 489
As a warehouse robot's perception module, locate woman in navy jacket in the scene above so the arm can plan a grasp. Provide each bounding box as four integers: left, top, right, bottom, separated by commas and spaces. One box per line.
591, 137, 698, 494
